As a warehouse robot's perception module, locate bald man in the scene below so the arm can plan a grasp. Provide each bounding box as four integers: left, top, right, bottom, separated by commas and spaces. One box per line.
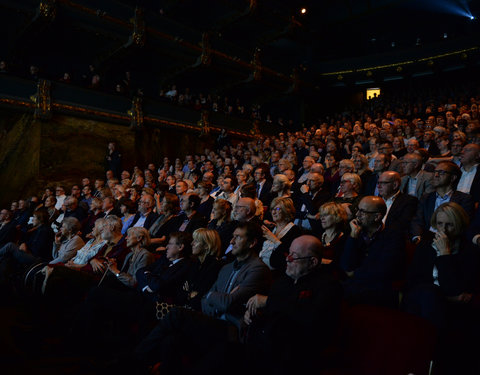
377, 171, 418, 230
457, 143, 480, 204
244, 235, 342, 373
341, 196, 406, 307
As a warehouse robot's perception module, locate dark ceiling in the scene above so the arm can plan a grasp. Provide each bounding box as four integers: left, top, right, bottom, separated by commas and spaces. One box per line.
0, 0, 479, 108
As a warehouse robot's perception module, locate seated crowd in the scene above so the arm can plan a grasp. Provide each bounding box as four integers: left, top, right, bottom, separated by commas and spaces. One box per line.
2, 92, 480, 374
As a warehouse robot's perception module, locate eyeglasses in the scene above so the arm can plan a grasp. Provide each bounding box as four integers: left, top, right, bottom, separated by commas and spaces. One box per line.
377, 180, 393, 185
286, 254, 314, 263
357, 208, 379, 215
434, 170, 453, 176
271, 207, 281, 212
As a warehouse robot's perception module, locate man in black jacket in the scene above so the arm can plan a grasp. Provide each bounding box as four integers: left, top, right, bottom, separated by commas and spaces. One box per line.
244, 235, 342, 374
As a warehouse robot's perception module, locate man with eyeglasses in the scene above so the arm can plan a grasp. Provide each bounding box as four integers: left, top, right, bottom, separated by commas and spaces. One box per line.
129, 194, 159, 231
294, 172, 331, 231
243, 235, 342, 373
363, 153, 391, 196
54, 185, 67, 210
341, 196, 406, 307
410, 161, 474, 243
377, 171, 417, 230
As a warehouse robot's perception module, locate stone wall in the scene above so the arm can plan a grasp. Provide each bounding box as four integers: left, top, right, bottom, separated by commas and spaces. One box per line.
0, 110, 218, 207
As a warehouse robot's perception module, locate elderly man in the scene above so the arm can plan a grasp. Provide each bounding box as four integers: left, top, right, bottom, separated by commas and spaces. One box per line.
341, 196, 406, 307
297, 156, 315, 184
294, 172, 331, 231
244, 235, 342, 374
400, 153, 434, 200
364, 153, 391, 196
457, 143, 480, 204
129, 194, 158, 231
377, 171, 418, 230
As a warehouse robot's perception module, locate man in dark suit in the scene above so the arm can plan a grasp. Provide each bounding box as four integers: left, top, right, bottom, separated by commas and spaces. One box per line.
254, 166, 272, 206
176, 193, 208, 234
363, 153, 391, 196
341, 196, 406, 307
129, 194, 159, 231
293, 172, 331, 231
457, 143, 480, 205
410, 161, 474, 243
377, 171, 418, 231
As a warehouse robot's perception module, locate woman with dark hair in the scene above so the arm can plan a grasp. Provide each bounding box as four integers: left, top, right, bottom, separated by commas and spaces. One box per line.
196, 181, 214, 219
149, 193, 182, 249
120, 198, 137, 235
404, 202, 480, 329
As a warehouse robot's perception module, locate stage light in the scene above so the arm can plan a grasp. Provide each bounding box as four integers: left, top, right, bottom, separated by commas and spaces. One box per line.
469, 15, 475, 20
300, 8, 307, 14
443, 33, 448, 38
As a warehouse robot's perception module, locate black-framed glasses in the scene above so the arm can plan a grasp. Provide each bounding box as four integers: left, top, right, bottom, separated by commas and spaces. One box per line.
286, 254, 314, 263
377, 180, 393, 185
357, 208, 379, 215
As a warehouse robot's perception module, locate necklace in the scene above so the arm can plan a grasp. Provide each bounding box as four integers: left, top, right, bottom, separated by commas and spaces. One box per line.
322, 231, 337, 246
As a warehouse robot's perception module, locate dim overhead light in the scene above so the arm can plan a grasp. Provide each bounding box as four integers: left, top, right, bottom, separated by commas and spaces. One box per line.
300, 8, 307, 14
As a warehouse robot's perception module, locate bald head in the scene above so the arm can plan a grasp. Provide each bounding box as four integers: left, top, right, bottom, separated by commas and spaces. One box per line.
233, 197, 256, 222
286, 235, 322, 281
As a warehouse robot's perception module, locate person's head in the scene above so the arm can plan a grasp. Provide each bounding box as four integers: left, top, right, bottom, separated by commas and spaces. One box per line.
161, 193, 180, 215
377, 171, 401, 199
32, 209, 49, 226
356, 196, 387, 230
284, 169, 295, 182
176, 180, 188, 196
406, 139, 420, 154
221, 177, 237, 194
55, 186, 65, 197
319, 202, 348, 230
254, 167, 266, 183
180, 193, 200, 213
373, 153, 390, 174
192, 228, 221, 258
64, 196, 78, 211
432, 161, 461, 190
101, 215, 123, 241
126, 227, 151, 248
44, 195, 57, 209
60, 217, 81, 237
232, 197, 256, 222
119, 198, 136, 216
230, 222, 262, 260
166, 175, 176, 187
338, 159, 355, 176
166, 232, 192, 261
340, 173, 362, 194
302, 156, 315, 171
269, 197, 295, 223
271, 174, 291, 195
353, 154, 368, 173
138, 194, 154, 215
430, 202, 469, 240
306, 172, 324, 192
286, 235, 322, 281
212, 199, 232, 221
451, 139, 465, 157
460, 143, 480, 167
71, 185, 81, 198
277, 158, 292, 172
196, 181, 213, 197
0, 209, 12, 222
378, 141, 393, 156
92, 218, 106, 238
401, 153, 423, 176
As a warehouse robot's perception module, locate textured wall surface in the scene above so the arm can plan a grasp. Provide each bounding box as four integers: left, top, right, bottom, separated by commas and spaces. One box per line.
0, 110, 216, 207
